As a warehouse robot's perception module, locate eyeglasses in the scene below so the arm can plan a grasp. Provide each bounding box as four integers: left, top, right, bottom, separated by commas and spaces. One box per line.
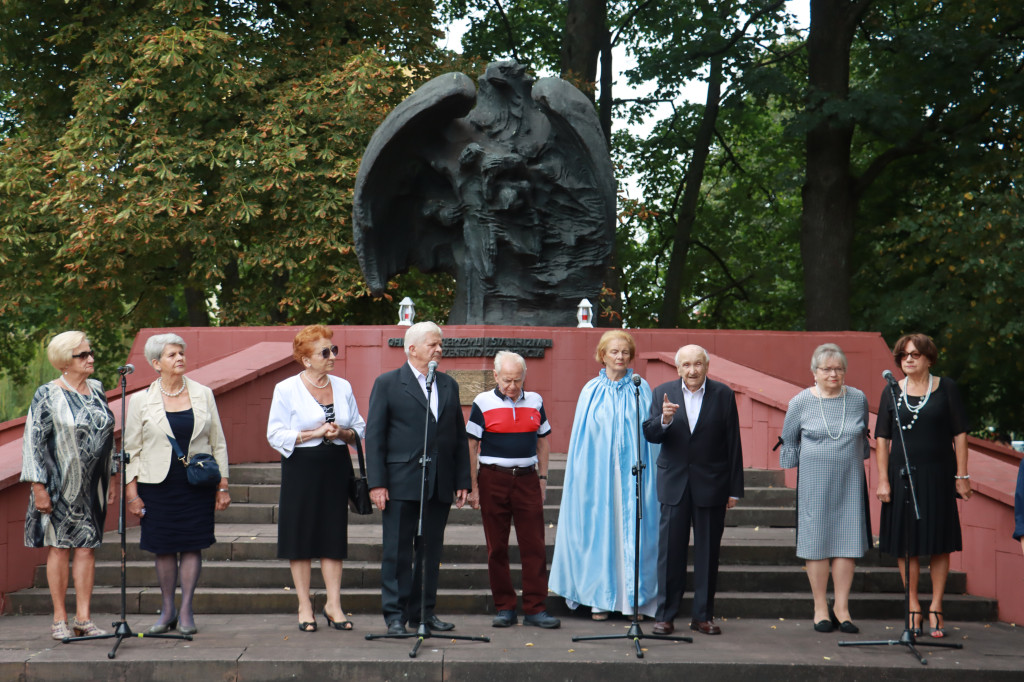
71, 350, 95, 360
318, 345, 339, 359
816, 367, 845, 375
898, 351, 923, 361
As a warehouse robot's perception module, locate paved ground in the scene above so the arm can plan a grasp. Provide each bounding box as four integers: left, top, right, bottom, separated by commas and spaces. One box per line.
1, 612, 1021, 681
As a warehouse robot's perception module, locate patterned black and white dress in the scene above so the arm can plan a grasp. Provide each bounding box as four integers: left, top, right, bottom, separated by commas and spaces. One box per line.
21, 379, 115, 549
780, 386, 872, 560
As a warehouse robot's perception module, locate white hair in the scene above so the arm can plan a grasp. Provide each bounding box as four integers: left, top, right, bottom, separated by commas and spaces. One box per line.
493, 351, 527, 375
404, 321, 443, 357
810, 343, 847, 373
144, 333, 187, 364
675, 344, 709, 366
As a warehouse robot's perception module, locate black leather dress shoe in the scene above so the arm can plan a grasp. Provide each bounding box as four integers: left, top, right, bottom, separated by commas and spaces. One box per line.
409, 615, 455, 632
690, 619, 722, 635
387, 620, 407, 635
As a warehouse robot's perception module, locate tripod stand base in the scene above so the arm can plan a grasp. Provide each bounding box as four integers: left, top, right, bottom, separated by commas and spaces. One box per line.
365, 624, 490, 658
573, 620, 692, 659
839, 627, 963, 665
63, 620, 193, 659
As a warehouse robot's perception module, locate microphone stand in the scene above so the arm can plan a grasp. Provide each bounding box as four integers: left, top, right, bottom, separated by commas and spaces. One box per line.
63, 368, 191, 657
573, 374, 691, 657
839, 376, 962, 664
365, 368, 489, 657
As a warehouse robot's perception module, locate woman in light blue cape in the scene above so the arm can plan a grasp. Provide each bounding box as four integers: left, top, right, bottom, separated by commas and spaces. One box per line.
550, 330, 660, 618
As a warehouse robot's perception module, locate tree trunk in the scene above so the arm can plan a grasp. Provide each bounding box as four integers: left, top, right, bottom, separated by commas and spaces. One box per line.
801, 0, 872, 330
659, 55, 723, 328
561, 0, 605, 102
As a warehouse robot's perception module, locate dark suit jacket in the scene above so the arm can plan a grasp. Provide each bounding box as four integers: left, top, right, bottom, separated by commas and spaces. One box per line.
365, 363, 471, 502
643, 378, 744, 508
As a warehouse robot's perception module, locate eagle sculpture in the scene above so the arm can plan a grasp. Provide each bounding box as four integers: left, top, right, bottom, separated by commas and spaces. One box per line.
352, 61, 616, 326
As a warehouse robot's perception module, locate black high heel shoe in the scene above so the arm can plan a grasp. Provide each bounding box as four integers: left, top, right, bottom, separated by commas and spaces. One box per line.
323, 607, 353, 630
147, 612, 179, 635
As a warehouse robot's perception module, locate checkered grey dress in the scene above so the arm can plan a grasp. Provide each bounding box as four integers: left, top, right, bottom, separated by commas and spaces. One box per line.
780, 387, 871, 560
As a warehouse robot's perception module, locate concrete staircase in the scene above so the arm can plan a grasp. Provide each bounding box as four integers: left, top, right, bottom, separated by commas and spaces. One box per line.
4, 455, 998, 622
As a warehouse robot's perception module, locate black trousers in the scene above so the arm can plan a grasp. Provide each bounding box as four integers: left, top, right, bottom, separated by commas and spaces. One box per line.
655, 486, 727, 623
380, 497, 451, 624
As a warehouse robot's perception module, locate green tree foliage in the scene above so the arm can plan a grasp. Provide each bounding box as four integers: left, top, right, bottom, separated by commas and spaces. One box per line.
0, 0, 458, 386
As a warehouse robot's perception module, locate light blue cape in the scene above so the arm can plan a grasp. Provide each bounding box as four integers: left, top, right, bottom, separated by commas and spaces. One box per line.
549, 368, 661, 615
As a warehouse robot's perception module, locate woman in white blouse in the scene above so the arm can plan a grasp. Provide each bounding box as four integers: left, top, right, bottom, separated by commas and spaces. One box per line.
267, 325, 366, 633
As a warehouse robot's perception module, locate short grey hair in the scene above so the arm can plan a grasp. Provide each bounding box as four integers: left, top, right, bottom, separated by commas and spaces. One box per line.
144, 333, 187, 364
674, 344, 709, 366
403, 321, 443, 357
810, 343, 847, 373
493, 351, 527, 375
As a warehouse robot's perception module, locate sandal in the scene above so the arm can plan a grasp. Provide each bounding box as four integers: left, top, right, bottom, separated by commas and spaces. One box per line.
72, 618, 107, 637
908, 610, 923, 637
929, 610, 946, 638
323, 607, 354, 630
51, 621, 71, 641
298, 620, 318, 633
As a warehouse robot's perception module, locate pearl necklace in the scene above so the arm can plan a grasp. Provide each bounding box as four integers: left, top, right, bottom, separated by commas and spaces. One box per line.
301, 370, 329, 389
159, 377, 188, 397
900, 375, 933, 431
60, 375, 94, 402
814, 385, 846, 440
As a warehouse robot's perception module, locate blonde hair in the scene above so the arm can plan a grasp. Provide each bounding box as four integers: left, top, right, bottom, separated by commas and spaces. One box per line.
595, 330, 635, 364
47, 331, 88, 371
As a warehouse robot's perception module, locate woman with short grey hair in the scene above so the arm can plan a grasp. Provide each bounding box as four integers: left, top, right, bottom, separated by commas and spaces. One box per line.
780, 343, 871, 634
124, 333, 230, 636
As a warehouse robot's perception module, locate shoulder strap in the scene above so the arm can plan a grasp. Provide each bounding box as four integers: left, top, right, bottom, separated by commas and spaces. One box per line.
166, 434, 187, 463
352, 436, 366, 478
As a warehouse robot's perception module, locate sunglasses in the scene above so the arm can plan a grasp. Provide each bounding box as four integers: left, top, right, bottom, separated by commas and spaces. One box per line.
897, 351, 923, 360
317, 345, 339, 359
71, 350, 96, 360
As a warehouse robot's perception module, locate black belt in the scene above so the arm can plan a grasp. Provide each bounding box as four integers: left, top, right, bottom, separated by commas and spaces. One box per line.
482, 463, 536, 477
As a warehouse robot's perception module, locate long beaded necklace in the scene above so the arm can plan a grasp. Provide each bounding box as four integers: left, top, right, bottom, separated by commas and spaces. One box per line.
159, 377, 188, 398
60, 375, 95, 402
815, 385, 846, 440
301, 370, 330, 389
900, 375, 933, 431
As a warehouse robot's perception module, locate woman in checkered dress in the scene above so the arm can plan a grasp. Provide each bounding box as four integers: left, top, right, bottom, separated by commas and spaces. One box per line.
780, 344, 871, 634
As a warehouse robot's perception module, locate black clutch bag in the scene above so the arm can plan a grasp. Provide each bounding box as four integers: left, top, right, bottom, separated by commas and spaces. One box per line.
348, 436, 372, 515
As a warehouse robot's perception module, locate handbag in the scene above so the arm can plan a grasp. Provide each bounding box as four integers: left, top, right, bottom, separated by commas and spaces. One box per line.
348, 436, 373, 515
167, 434, 221, 488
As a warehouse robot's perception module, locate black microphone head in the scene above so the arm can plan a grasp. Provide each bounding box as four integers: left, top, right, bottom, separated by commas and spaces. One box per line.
882, 369, 896, 384
632, 374, 641, 386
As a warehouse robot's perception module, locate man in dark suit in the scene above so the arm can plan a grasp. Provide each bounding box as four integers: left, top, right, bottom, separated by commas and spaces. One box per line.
643, 344, 743, 635
366, 321, 472, 634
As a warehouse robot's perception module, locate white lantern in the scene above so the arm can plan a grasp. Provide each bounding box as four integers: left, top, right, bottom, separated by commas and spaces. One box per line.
576, 298, 594, 328
398, 297, 415, 326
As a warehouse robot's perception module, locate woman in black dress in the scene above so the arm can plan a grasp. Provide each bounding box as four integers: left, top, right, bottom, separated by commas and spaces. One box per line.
124, 333, 231, 635
267, 325, 365, 632
875, 333, 971, 639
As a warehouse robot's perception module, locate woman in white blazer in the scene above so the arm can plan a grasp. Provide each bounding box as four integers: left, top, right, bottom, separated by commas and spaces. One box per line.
267, 325, 365, 633
123, 333, 230, 636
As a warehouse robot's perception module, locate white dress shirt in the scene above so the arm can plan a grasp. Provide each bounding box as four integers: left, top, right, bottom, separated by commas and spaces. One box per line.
682, 379, 706, 433
408, 361, 439, 419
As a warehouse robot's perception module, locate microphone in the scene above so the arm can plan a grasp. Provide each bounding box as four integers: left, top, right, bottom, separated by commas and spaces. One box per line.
117, 364, 135, 375
882, 369, 898, 386
425, 360, 437, 389
632, 374, 642, 387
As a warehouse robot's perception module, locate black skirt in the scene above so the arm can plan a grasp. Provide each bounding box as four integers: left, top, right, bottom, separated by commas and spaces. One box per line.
138, 411, 216, 554
277, 440, 353, 560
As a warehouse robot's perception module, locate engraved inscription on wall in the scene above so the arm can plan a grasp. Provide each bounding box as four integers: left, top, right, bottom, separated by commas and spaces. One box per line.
388, 337, 553, 358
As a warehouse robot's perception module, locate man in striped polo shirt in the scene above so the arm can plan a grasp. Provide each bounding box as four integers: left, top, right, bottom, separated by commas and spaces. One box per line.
467, 351, 560, 629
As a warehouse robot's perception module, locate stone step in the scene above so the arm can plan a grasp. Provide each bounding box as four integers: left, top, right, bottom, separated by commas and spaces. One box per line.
4, 586, 996, 622
227, 462, 789, 491
68, 561, 967, 596
213, 501, 796, 528
93, 524, 904, 567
